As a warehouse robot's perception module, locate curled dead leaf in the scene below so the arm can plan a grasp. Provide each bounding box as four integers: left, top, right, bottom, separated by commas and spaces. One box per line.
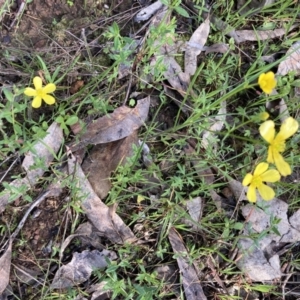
168, 228, 207, 300
51, 249, 117, 289
0, 240, 12, 294
185, 18, 210, 76
70, 97, 150, 151
0, 122, 63, 213
67, 149, 136, 244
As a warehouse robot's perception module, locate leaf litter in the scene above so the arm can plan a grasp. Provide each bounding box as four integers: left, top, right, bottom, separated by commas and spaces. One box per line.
0, 121, 63, 213
1, 0, 300, 298
67, 148, 136, 244
50, 249, 117, 289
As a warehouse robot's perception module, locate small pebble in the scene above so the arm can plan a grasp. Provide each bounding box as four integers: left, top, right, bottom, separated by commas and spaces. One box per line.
2, 35, 11, 44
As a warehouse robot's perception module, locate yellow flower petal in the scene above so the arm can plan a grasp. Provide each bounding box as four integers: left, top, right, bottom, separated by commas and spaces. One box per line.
24, 87, 37, 97
247, 185, 257, 202
259, 120, 275, 144
32, 96, 42, 108
259, 112, 269, 121
254, 162, 269, 176
33, 76, 43, 90
42, 95, 56, 105
43, 83, 56, 94
258, 72, 276, 94
273, 150, 291, 176
260, 169, 280, 182
242, 173, 253, 186
257, 183, 275, 201
276, 117, 299, 141
267, 146, 274, 163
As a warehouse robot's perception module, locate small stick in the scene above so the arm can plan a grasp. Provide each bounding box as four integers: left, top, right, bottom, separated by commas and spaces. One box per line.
10, 190, 51, 241
9, 0, 26, 31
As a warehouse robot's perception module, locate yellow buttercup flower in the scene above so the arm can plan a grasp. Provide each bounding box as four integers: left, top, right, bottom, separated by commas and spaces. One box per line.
259, 117, 299, 176
243, 162, 280, 203
258, 111, 269, 121
258, 72, 276, 94
24, 76, 56, 108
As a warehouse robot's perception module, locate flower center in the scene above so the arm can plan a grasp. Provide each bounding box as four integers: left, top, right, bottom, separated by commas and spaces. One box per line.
36, 88, 45, 97
251, 175, 263, 187
271, 140, 285, 153
260, 79, 268, 88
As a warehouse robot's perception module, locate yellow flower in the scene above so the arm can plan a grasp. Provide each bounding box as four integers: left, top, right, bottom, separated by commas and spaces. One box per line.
258, 72, 276, 94
243, 162, 280, 203
24, 76, 56, 108
259, 117, 299, 176
258, 111, 269, 121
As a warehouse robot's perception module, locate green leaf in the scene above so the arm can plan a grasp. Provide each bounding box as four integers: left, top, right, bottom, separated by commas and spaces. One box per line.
2, 88, 14, 102
252, 284, 274, 293
36, 55, 51, 81
52, 66, 61, 82
65, 115, 79, 126
55, 115, 64, 123
291, 79, 300, 87
174, 6, 189, 17
232, 222, 243, 230
160, 0, 169, 5
129, 99, 136, 107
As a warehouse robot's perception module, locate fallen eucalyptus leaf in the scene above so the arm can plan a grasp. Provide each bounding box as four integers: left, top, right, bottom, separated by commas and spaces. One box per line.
88, 282, 111, 300
0, 122, 63, 213
185, 18, 210, 76
234, 25, 297, 43
161, 55, 190, 96
168, 227, 207, 300
67, 149, 136, 244
134, 0, 164, 22
204, 43, 229, 54
59, 222, 104, 260
201, 100, 226, 151
51, 249, 117, 289
82, 131, 138, 199
70, 97, 150, 151
184, 197, 203, 230
0, 240, 12, 294
277, 41, 300, 76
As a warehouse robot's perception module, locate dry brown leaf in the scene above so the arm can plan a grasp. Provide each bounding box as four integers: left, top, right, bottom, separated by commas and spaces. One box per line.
0, 240, 12, 294
228, 179, 248, 202
82, 131, 138, 199
67, 149, 136, 244
88, 282, 111, 300
50, 249, 117, 289
277, 41, 300, 76
69, 80, 84, 94
237, 198, 289, 281
161, 55, 190, 96
134, 0, 165, 22
185, 18, 210, 76
201, 100, 226, 151
184, 197, 203, 230
204, 43, 229, 54
168, 227, 207, 300
70, 97, 150, 151
0, 122, 63, 213
59, 222, 104, 260
229, 179, 300, 281
155, 265, 180, 297
22, 122, 63, 184
234, 25, 297, 43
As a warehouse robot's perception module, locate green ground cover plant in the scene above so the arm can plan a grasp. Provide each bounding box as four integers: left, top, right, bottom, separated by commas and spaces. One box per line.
0, 0, 300, 299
